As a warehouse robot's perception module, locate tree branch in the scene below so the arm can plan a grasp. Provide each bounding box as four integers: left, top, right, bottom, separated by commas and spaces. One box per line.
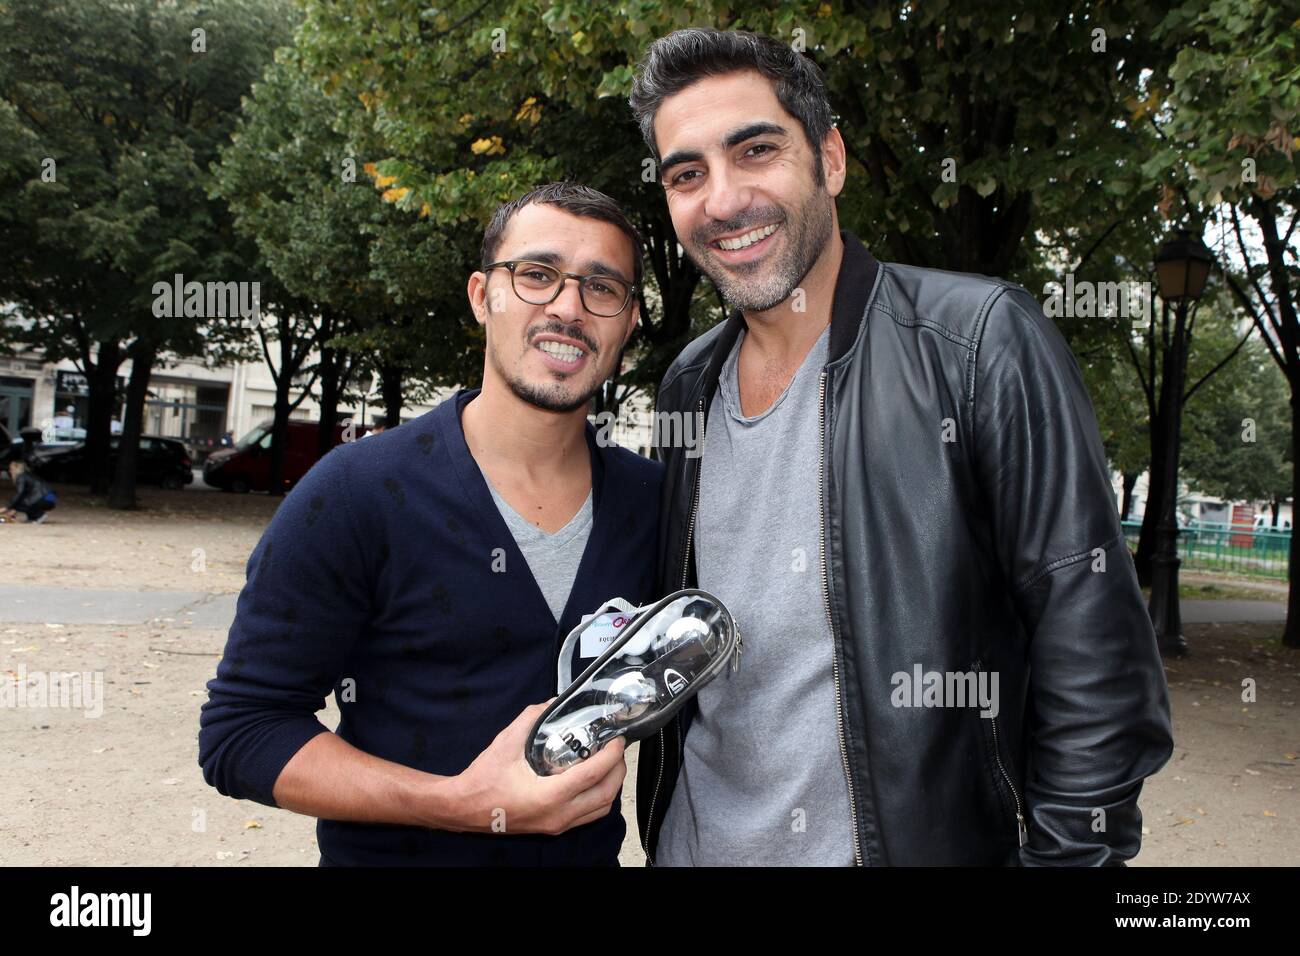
1184, 323, 1254, 405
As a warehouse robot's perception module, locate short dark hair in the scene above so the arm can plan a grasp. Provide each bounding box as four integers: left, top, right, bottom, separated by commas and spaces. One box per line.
480, 182, 644, 290
629, 28, 834, 184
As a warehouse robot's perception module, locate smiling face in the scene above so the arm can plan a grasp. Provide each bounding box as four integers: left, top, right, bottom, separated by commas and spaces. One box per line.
653, 69, 844, 314
468, 202, 640, 414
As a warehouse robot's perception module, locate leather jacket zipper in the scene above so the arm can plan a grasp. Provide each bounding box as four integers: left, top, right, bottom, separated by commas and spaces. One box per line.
818, 370, 864, 866
641, 397, 705, 865
990, 714, 1029, 847
974, 660, 1028, 847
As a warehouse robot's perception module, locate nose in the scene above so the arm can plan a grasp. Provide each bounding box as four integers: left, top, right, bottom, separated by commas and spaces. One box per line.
544, 275, 588, 324
701, 162, 752, 228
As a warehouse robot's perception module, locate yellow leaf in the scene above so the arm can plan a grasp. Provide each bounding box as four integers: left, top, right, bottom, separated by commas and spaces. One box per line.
515, 97, 542, 123
419, 202, 431, 218
374, 174, 397, 188
471, 136, 505, 156
243, 820, 263, 829
363, 162, 377, 177
381, 187, 410, 203
1263, 810, 1277, 817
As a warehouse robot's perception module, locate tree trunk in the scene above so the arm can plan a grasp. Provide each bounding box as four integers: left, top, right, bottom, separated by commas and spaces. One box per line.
316, 343, 344, 459
107, 341, 156, 510
1135, 424, 1167, 587
379, 361, 403, 428
1272, 499, 1282, 528
268, 360, 292, 497
84, 339, 122, 495
1121, 471, 1140, 521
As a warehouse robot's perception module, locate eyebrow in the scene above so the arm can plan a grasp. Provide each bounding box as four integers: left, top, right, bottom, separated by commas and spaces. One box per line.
658, 121, 791, 178
512, 250, 632, 285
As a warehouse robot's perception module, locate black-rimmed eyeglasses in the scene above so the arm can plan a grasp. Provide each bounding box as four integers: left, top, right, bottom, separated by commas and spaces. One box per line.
483, 260, 636, 317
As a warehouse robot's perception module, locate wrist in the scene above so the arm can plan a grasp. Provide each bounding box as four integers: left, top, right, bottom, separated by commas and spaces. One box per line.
409, 771, 471, 832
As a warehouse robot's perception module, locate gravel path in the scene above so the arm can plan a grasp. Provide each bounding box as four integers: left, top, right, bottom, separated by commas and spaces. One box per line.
1, 482, 1294, 866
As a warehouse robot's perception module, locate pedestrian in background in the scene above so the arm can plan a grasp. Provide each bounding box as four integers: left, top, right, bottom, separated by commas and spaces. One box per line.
1, 459, 57, 524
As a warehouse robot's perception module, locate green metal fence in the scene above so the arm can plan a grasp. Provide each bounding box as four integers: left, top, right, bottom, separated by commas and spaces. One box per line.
1120, 520, 1291, 580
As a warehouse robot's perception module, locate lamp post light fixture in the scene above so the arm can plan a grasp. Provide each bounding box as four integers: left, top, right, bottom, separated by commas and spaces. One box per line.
1148, 229, 1213, 657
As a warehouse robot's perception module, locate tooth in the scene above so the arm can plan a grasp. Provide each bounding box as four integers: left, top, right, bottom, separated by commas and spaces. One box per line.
719, 223, 776, 250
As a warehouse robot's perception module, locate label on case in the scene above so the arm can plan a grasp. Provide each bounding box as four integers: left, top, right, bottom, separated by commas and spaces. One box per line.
579, 612, 632, 658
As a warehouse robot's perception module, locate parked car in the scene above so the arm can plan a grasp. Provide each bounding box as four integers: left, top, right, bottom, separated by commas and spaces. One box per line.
31, 435, 194, 489
202, 419, 362, 493
4, 423, 97, 463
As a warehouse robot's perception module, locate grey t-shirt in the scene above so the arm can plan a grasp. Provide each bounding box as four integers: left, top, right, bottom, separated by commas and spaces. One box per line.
485, 480, 593, 623
658, 323, 857, 866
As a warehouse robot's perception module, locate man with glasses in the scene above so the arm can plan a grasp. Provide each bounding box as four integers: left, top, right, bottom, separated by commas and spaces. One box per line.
200, 182, 661, 865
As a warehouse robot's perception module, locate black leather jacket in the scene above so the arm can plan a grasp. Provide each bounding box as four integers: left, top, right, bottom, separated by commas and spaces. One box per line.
636, 230, 1174, 866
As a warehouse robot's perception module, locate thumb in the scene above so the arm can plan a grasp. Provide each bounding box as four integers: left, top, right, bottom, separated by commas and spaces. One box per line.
497, 698, 556, 746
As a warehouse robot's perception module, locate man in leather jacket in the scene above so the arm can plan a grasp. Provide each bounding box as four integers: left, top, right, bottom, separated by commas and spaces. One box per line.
627, 27, 1173, 866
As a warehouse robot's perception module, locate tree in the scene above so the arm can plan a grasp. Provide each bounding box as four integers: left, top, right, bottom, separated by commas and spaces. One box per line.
0, 0, 292, 505
1153, 0, 1300, 646
213, 51, 482, 481
1183, 342, 1292, 520
294, 0, 1177, 405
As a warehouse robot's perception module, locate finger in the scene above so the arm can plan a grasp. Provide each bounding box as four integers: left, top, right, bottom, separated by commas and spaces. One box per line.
563, 779, 623, 823
594, 757, 628, 803
565, 756, 627, 816
565, 804, 614, 831
553, 737, 625, 794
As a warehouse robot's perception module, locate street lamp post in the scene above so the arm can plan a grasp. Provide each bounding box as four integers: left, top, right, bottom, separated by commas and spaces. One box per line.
1148, 230, 1213, 657
358, 371, 374, 431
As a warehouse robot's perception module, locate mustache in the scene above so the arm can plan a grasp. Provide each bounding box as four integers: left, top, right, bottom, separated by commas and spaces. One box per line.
528, 319, 598, 354
696, 209, 785, 246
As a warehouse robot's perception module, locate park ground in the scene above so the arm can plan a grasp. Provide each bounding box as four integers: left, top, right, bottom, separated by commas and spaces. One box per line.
0, 482, 1296, 866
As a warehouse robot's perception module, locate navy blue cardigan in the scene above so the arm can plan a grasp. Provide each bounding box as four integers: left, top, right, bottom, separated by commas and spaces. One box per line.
198, 389, 663, 865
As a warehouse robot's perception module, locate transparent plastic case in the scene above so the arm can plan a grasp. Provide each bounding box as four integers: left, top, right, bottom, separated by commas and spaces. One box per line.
525, 589, 740, 776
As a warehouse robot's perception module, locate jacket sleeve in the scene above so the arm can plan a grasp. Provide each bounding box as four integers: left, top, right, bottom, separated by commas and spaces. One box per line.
7, 473, 27, 510
197, 447, 373, 807
972, 286, 1173, 866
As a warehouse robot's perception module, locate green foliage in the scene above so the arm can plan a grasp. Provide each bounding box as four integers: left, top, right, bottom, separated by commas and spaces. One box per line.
0, 0, 293, 362
1183, 341, 1292, 505
212, 48, 484, 396
1153, 0, 1300, 206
